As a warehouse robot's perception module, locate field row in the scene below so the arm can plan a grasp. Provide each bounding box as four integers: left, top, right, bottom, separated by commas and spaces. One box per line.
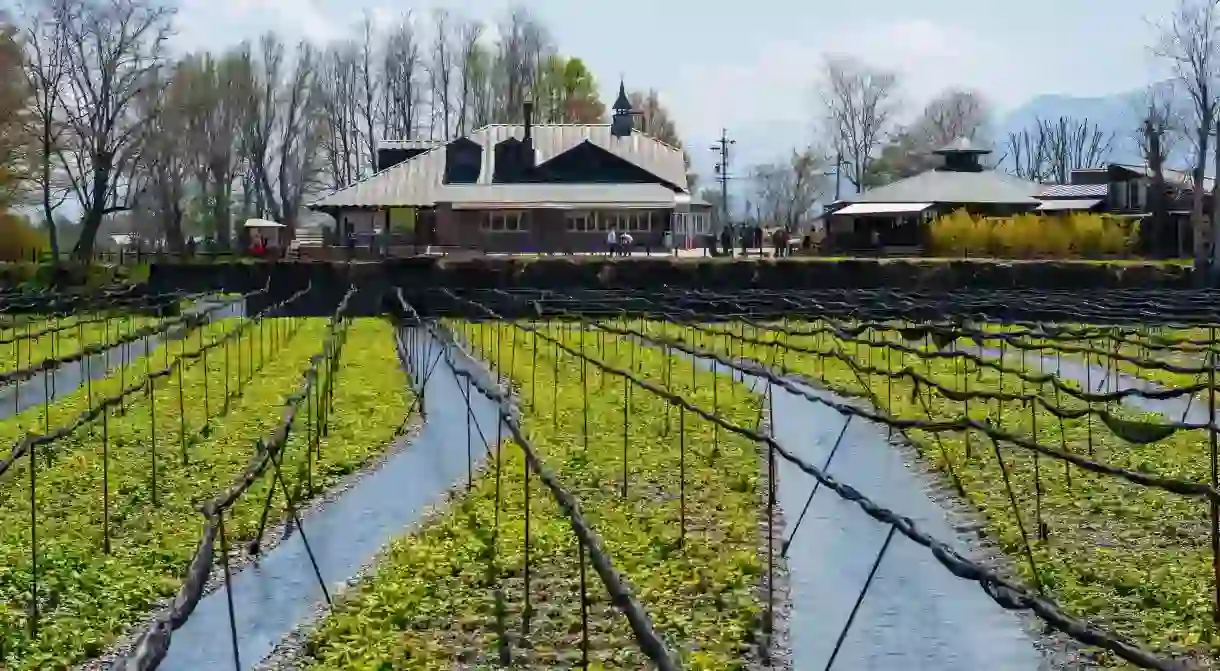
0, 315, 410, 670
6, 310, 1209, 669
298, 321, 768, 670
301, 317, 1217, 669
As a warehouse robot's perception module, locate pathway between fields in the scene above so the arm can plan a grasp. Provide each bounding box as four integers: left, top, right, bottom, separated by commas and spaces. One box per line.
961, 343, 1206, 423
158, 327, 495, 670
691, 355, 1042, 671
0, 297, 244, 420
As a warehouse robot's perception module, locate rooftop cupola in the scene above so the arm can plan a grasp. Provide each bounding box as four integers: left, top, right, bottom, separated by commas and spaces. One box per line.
933, 137, 991, 173
610, 78, 640, 138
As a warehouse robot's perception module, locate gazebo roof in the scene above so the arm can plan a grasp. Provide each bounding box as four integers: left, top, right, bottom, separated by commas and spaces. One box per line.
846, 168, 1042, 206
932, 137, 992, 155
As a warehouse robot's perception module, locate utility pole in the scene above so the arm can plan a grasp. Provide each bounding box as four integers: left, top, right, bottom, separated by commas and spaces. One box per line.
711, 129, 736, 235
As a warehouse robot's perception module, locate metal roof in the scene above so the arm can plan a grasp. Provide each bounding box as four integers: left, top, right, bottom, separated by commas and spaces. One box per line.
835, 202, 933, 216
847, 169, 1042, 205
378, 140, 442, 151
1037, 183, 1109, 198
1037, 199, 1103, 211
310, 124, 689, 209
443, 184, 681, 209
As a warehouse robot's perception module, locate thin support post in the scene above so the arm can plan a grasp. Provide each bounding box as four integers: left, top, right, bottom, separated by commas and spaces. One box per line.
218, 513, 242, 671
824, 524, 898, 671
1210, 329, 1219, 624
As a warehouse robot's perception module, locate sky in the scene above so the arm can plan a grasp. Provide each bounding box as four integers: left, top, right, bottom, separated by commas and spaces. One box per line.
177, 0, 1177, 172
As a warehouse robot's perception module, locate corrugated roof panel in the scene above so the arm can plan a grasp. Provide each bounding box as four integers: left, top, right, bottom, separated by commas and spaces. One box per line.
311, 124, 689, 209
1037, 184, 1109, 198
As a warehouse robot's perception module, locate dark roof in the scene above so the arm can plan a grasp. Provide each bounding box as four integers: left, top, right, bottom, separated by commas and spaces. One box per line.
846, 169, 1042, 205
311, 124, 688, 208
443, 184, 682, 209
933, 137, 992, 155
1037, 183, 1109, 199
1113, 163, 1215, 192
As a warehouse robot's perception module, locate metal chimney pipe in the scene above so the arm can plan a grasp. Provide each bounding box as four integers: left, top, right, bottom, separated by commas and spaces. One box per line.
523, 100, 533, 144
522, 100, 535, 170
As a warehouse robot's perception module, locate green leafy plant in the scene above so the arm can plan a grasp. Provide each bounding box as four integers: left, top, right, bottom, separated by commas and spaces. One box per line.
302, 320, 767, 670
0, 318, 409, 669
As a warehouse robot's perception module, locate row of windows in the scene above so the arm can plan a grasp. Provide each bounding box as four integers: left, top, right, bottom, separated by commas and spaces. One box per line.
566, 211, 655, 233
481, 211, 530, 232
479, 210, 659, 233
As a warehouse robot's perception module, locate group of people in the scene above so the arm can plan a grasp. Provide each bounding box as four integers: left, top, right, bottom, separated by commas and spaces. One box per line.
605, 228, 635, 256
710, 226, 795, 257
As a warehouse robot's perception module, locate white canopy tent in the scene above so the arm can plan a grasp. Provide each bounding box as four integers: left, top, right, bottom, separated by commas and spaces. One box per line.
243, 218, 285, 229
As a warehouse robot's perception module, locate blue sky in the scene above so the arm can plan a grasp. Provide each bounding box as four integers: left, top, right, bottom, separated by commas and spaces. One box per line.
176, 0, 1178, 169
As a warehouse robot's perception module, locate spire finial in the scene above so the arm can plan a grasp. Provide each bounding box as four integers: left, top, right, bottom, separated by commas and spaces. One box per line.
613, 77, 631, 113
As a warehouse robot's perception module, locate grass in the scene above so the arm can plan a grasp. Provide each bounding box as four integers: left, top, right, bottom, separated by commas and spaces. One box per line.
300, 320, 766, 670
0, 317, 410, 670
662, 319, 1217, 668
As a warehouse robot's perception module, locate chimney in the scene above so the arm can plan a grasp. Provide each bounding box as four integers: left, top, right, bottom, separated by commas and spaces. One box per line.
522, 100, 536, 171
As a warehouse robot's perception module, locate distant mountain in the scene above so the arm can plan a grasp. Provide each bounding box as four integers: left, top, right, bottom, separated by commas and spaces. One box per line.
686, 80, 1195, 210
994, 80, 1182, 170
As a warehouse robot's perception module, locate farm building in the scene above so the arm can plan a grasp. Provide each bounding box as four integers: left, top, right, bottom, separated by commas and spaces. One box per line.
825, 139, 1043, 254
826, 135, 1214, 256
308, 83, 713, 254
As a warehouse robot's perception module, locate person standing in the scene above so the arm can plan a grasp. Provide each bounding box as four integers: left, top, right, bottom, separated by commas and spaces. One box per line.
606, 227, 618, 256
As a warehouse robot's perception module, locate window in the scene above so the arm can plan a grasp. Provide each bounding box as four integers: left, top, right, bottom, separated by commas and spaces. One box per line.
566, 211, 595, 232
482, 211, 528, 232
602, 210, 653, 232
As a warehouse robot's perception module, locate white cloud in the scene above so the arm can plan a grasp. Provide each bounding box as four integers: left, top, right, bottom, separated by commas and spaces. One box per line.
174, 0, 342, 52
667, 18, 1038, 152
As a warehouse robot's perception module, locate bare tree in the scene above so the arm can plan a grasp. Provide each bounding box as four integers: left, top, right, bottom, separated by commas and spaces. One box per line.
817, 56, 899, 190
16, 6, 71, 257
245, 35, 323, 232
863, 88, 992, 186
752, 148, 831, 232
1039, 116, 1114, 183
356, 14, 378, 167
203, 51, 252, 248
493, 6, 552, 122
914, 89, 989, 147
0, 21, 31, 211
1135, 86, 1182, 256
319, 42, 362, 188
1005, 128, 1050, 181
1003, 116, 1112, 183
138, 65, 190, 251
1156, 0, 1219, 273
51, 0, 172, 260
428, 8, 455, 140
381, 13, 423, 139
454, 17, 485, 135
